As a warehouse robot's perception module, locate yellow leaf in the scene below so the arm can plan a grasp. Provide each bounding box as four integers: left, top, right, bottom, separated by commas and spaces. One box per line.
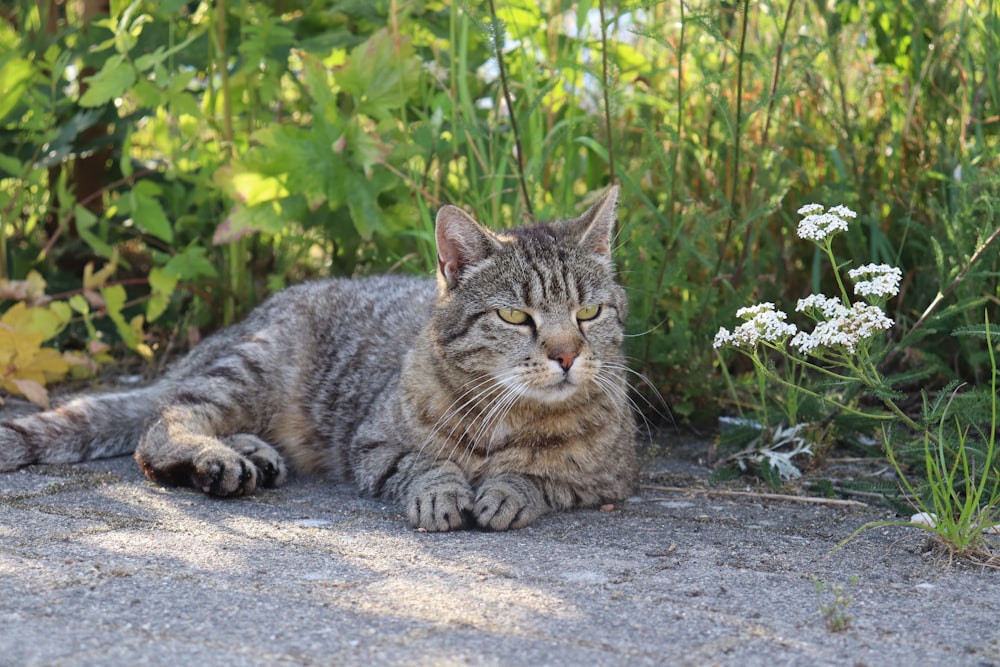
82, 248, 120, 289
25, 270, 47, 300
128, 314, 153, 358
10, 378, 50, 409
30, 347, 72, 380
0, 302, 69, 341
1, 301, 28, 328
0, 325, 71, 396
0, 328, 17, 367
7, 327, 44, 363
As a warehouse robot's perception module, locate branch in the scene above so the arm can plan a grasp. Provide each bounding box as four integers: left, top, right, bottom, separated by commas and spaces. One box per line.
640, 485, 869, 508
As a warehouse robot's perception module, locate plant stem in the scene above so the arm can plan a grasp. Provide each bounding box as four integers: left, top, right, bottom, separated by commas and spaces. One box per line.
720, 0, 751, 285
598, 0, 615, 186
906, 224, 1000, 339
824, 242, 852, 305
751, 356, 893, 421
485, 0, 533, 219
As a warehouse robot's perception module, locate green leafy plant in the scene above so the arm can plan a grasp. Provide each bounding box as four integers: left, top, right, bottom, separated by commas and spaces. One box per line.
812, 575, 857, 632
2, 0, 998, 431
838, 318, 1000, 565
713, 204, 912, 480
716, 203, 1000, 562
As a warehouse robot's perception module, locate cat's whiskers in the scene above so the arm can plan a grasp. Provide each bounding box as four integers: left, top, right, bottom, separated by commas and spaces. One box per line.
450, 369, 529, 464
465, 380, 528, 463
482, 383, 531, 460
422, 368, 525, 462
592, 368, 656, 441
415, 373, 503, 458
602, 361, 673, 425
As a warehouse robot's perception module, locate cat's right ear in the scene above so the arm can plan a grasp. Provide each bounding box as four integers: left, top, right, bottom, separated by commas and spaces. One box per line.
435, 205, 499, 289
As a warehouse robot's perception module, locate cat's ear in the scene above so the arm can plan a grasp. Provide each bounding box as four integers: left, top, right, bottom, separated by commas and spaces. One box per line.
435, 205, 500, 288
566, 185, 619, 258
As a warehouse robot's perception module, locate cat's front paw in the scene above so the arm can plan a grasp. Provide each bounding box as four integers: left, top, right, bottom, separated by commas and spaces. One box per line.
406, 468, 474, 532
473, 474, 547, 531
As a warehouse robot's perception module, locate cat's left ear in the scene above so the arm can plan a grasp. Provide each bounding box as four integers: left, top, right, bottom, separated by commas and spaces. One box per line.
435, 205, 500, 289
568, 185, 619, 258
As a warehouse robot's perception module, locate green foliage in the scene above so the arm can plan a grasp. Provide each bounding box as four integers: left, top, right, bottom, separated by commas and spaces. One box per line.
0, 0, 997, 430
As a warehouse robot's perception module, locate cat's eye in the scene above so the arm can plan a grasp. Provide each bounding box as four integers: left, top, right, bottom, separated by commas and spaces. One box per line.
576, 305, 602, 321
497, 308, 530, 325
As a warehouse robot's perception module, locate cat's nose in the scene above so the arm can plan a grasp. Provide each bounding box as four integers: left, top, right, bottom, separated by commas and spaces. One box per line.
550, 350, 578, 371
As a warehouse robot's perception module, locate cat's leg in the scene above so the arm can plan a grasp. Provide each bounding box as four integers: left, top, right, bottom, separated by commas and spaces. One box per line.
135, 407, 287, 497
353, 438, 474, 531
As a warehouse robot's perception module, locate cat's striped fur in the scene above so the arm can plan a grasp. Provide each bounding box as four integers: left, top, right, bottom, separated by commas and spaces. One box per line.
0, 187, 635, 531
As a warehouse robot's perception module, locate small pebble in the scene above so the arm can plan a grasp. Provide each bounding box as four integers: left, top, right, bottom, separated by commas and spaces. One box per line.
910, 512, 937, 527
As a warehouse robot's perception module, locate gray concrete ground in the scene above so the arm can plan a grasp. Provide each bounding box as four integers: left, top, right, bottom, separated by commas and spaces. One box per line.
2, 443, 999, 667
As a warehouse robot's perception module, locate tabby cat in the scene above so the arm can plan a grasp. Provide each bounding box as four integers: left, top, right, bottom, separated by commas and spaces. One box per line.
0, 187, 636, 531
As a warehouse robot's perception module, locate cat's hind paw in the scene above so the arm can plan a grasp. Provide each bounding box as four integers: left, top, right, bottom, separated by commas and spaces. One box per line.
223, 434, 288, 488
473, 474, 547, 531
190, 446, 261, 497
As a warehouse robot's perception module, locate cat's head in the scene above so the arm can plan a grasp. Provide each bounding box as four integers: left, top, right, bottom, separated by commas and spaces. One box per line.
431, 187, 627, 405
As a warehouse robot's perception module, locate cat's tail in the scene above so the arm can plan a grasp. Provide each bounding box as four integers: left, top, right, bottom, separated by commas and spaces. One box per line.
0, 385, 165, 471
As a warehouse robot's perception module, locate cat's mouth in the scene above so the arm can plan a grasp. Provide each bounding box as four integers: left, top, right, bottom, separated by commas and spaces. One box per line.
497, 367, 589, 404
524, 375, 585, 404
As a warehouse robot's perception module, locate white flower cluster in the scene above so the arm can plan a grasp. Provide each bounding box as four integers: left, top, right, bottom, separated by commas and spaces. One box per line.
790, 298, 893, 354
795, 293, 846, 319
714, 303, 797, 350
796, 203, 857, 242
848, 263, 903, 299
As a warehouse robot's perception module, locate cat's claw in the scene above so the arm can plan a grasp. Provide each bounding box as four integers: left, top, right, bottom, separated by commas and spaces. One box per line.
473, 475, 547, 531
407, 483, 474, 532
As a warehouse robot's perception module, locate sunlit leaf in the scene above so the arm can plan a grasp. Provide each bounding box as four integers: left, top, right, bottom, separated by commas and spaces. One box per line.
164, 247, 218, 280
101, 283, 140, 349
79, 55, 136, 107
130, 314, 153, 358
146, 267, 179, 322
68, 294, 91, 315
0, 302, 68, 341
213, 200, 290, 245
214, 167, 290, 207
0, 56, 33, 122
130, 189, 173, 242
336, 29, 422, 121
83, 249, 120, 289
